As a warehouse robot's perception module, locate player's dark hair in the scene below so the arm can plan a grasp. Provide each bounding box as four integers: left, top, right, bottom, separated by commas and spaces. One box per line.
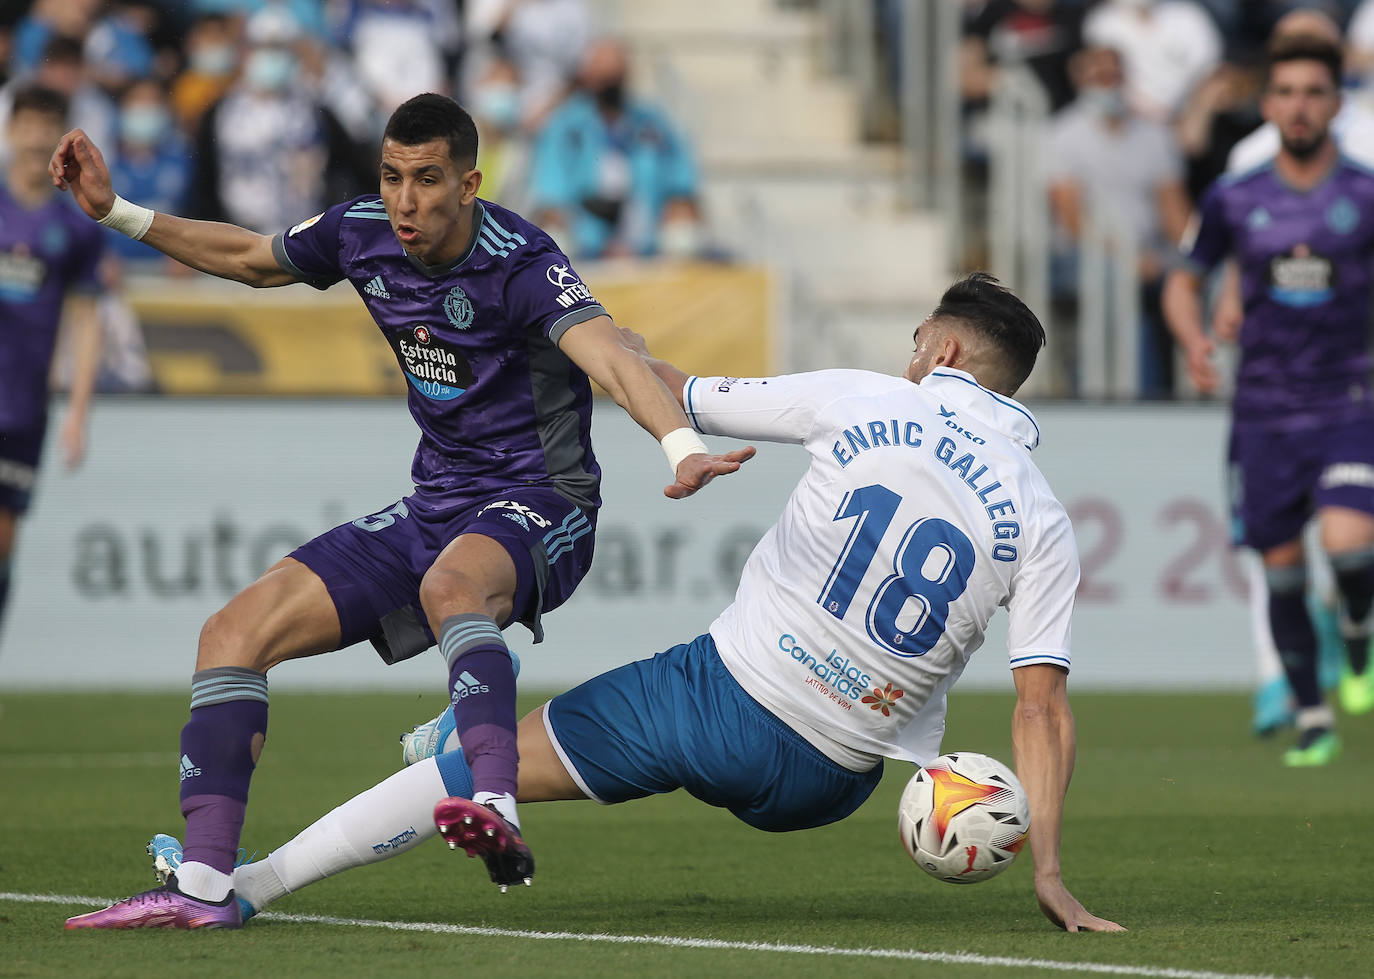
1266, 32, 1342, 89
927, 272, 1045, 395
383, 93, 479, 168
10, 84, 68, 125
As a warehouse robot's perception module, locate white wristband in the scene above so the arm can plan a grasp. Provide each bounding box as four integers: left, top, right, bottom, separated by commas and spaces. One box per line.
97, 195, 155, 240
661, 427, 708, 474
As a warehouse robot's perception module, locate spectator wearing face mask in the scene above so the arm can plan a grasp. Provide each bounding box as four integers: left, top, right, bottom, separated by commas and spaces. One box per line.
170, 13, 239, 135
107, 78, 191, 266
470, 55, 531, 211
1083, 0, 1223, 122
1044, 44, 1192, 396
189, 6, 373, 233
529, 38, 700, 259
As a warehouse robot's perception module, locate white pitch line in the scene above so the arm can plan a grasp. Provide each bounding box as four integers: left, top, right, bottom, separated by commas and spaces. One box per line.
1, 891, 1307, 979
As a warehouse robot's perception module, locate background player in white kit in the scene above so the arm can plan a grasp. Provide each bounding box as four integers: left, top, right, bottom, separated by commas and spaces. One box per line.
149, 273, 1123, 933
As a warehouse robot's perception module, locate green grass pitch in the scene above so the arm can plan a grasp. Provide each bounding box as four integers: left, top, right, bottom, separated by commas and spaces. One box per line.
1, 690, 1371, 978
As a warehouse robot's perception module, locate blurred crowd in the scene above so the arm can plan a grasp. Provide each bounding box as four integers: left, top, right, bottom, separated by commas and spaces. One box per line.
960, 0, 1374, 397
0, 0, 707, 268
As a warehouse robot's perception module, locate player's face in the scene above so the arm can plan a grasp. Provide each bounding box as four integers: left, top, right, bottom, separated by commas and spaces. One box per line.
6, 110, 64, 183
1263, 60, 1340, 160
379, 138, 482, 265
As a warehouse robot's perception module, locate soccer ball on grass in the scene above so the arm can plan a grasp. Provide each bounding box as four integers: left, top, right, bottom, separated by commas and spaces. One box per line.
897, 751, 1029, 883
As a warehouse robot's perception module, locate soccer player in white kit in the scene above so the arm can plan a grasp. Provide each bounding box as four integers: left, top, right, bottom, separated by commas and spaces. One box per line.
147, 273, 1123, 933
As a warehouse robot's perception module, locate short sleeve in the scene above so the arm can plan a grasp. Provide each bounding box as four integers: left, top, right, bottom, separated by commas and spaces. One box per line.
1178, 182, 1231, 273
685, 369, 886, 444
503, 242, 608, 343
1004, 502, 1077, 671
270, 201, 350, 290
66, 217, 105, 295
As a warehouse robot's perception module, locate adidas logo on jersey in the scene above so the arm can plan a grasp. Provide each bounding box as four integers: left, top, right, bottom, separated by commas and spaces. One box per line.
452, 670, 490, 701
179, 753, 202, 781
363, 275, 391, 299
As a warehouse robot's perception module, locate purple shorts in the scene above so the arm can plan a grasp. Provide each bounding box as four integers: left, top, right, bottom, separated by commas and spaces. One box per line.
0, 425, 45, 515
291, 487, 596, 664
1229, 413, 1374, 550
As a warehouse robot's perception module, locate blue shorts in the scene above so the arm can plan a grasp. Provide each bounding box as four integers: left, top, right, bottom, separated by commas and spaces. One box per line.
544, 633, 883, 832
0, 425, 45, 515
1230, 414, 1374, 550
291, 487, 595, 663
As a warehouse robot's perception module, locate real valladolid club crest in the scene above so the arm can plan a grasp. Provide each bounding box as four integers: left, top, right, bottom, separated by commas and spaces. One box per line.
444, 285, 474, 329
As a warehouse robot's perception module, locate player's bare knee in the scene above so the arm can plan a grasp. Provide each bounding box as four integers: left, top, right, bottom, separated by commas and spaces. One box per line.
195, 605, 271, 672
419, 565, 508, 627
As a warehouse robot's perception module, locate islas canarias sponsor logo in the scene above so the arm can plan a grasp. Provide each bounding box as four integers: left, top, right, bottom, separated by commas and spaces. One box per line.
779, 633, 873, 710
394, 324, 474, 401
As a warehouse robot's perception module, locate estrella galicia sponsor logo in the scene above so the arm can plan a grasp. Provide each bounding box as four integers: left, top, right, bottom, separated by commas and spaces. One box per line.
371, 826, 419, 854
779, 633, 872, 711
0, 246, 45, 302
479, 499, 552, 529
395, 324, 473, 401
179, 753, 202, 781
1268, 244, 1335, 308
547, 263, 594, 309
444, 285, 474, 329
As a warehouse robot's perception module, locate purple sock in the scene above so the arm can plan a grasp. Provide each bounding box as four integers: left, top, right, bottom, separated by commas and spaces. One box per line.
179, 667, 269, 874
1267, 566, 1321, 709
441, 614, 518, 798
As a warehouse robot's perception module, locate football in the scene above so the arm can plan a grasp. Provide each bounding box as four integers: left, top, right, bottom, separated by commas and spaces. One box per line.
897, 751, 1030, 883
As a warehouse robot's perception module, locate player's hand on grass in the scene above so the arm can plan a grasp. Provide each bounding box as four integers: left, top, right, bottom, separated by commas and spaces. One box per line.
1183, 335, 1220, 394
1034, 875, 1125, 933
49, 129, 115, 222
666, 446, 756, 500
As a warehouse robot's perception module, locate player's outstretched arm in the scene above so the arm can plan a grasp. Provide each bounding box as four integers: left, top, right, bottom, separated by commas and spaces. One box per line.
1011, 664, 1125, 933
49, 129, 295, 288
559, 316, 754, 499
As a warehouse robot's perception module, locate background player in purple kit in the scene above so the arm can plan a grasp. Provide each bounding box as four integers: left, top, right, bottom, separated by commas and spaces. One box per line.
0, 85, 104, 648
52, 92, 752, 930
1164, 33, 1374, 767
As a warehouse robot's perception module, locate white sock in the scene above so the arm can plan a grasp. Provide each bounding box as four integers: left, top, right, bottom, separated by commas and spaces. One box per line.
175, 860, 232, 902
1296, 704, 1335, 731
472, 790, 519, 830
1247, 552, 1286, 684
238, 758, 450, 908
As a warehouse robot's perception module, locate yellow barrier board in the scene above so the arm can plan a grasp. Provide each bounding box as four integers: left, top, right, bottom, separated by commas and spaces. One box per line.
127, 262, 776, 396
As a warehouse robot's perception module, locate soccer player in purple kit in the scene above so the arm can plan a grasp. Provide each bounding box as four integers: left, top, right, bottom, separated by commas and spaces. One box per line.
1164, 33, 1374, 767
0, 86, 104, 648
52, 93, 752, 930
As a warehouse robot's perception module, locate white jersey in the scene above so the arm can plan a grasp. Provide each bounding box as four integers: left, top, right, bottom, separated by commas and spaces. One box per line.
685, 368, 1078, 771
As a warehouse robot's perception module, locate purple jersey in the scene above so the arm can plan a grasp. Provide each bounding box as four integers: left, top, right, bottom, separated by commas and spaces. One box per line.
0, 184, 104, 431
1182, 158, 1374, 430
273, 197, 603, 509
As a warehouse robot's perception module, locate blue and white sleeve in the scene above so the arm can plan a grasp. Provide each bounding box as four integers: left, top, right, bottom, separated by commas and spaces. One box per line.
684, 369, 875, 444
1004, 502, 1077, 672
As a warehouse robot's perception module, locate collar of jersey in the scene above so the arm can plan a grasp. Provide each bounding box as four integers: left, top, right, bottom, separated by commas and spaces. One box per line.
919, 368, 1041, 451
403, 200, 487, 278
